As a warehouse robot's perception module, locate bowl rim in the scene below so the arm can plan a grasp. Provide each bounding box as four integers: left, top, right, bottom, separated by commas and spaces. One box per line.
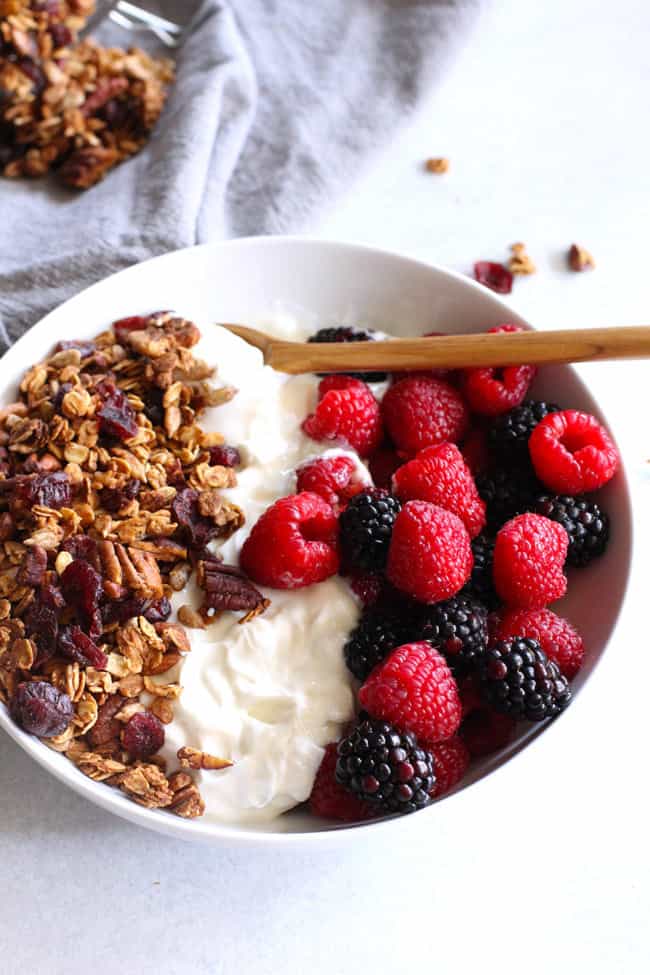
0, 234, 634, 846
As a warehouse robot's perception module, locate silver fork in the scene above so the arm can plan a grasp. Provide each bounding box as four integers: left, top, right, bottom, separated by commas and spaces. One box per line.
81, 1, 183, 48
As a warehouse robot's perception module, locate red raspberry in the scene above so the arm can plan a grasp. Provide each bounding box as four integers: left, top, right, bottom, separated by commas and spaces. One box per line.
302, 376, 382, 457
494, 608, 585, 679
461, 426, 489, 476
359, 642, 462, 743
392, 443, 486, 538
386, 501, 473, 603
368, 444, 403, 489
428, 737, 470, 797
381, 376, 469, 456
528, 409, 619, 494
309, 743, 374, 822
240, 492, 339, 589
493, 513, 569, 609
461, 325, 536, 416
460, 707, 516, 757
295, 455, 364, 510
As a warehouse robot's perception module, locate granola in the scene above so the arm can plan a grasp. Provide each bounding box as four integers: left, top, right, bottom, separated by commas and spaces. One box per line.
0, 311, 266, 820
0, 1, 174, 189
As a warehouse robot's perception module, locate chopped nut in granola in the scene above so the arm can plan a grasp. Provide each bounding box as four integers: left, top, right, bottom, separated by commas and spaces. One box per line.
425, 156, 450, 174
508, 242, 536, 276
568, 243, 595, 272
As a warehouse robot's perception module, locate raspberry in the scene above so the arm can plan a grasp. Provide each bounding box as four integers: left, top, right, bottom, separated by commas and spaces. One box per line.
529, 410, 619, 494
429, 738, 470, 797
343, 607, 414, 681
368, 445, 403, 489
386, 501, 473, 604
476, 463, 543, 532
473, 261, 513, 294
359, 642, 462, 744
340, 489, 401, 571
534, 494, 609, 567
494, 608, 585, 679
336, 716, 435, 814
460, 707, 516, 757
302, 376, 382, 457
461, 326, 536, 416
240, 492, 339, 589
392, 443, 486, 538
487, 401, 561, 463
417, 594, 489, 678
307, 325, 387, 383
479, 638, 572, 721
461, 532, 499, 609
295, 455, 364, 510
493, 513, 569, 609
309, 743, 374, 821
381, 376, 468, 456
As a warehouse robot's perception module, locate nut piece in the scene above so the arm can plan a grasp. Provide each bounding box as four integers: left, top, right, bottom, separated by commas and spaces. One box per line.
508, 242, 536, 275
167, 771, 206, 819
568, 243, 595, 272
177, 746, 233, 771
178, 605, 207, 629
425, 157, 450, 174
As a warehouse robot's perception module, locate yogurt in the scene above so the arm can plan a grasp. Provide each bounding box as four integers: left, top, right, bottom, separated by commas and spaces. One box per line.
160, 321, 372, 824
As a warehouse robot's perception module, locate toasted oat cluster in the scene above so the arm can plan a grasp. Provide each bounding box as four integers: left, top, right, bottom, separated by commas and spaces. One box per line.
0, 312, 268, 819
0, 1, 174, 189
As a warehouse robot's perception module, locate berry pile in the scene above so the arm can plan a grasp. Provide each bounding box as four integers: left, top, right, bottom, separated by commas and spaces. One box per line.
237, 322, 620, 823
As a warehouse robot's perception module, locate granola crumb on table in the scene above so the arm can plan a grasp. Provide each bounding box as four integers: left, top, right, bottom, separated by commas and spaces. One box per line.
0, 311, 268, 819
0, 1, 174, 189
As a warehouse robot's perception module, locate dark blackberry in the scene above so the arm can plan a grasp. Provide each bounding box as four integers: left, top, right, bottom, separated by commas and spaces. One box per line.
307, 325, 387, 383
340, 489, 401, 572
476, 464, 543, 531
487, 401, 561, 463
462, 533, 499, 609
479, 637, 572, 722
335, 717, 435, 814
417, 594, 488, 677
343, 607, 414, 681
534, 494, 609, 567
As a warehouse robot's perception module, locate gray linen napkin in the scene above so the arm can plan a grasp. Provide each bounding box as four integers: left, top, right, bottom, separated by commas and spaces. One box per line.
0, 0, 482, 344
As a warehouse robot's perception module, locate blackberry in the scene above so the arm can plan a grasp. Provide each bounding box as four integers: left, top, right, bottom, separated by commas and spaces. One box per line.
479, 637, 572, 722
487, 401, 561, 463
417, 594, 488, 677
535, 494, 609, 567
340, 489, 401, 572
476, 464, 543, 531
343, 607, 414, 681
463, 533, 499, 609
307, 325, 387, 383
335, 717, 435, 814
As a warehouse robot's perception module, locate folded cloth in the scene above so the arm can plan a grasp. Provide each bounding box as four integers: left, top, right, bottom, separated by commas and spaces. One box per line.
0, 0, 482, 344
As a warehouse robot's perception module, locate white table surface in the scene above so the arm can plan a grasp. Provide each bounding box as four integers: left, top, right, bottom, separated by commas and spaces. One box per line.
2, 1, 649, 972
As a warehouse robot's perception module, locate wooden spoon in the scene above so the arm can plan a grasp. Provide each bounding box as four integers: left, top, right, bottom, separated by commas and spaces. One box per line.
219, 324, 650, 375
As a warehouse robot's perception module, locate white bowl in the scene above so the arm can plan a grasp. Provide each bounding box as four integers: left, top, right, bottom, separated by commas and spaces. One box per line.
0, 237, 632, 845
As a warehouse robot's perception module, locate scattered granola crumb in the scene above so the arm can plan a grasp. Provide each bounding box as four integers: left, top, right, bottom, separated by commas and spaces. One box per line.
425, 157, 450, 174
177, 745, 233, 771
568, 243, 595, 272
508, 242, 536, 276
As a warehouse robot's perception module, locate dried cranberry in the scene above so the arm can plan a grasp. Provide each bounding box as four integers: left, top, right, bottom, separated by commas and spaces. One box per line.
172, 488, 220, 554
2, 471, 71, 510
16, 58, 46, 94
100, 478, 141, 513
61, 534, 100, 569
39, 582, 65, 610
121, 712, 165, 759
10, 681, 73, 738
473, 262, 513, 295
143, 387, 165, 427
102, 596, 147, 625
49, 23, 72, 48
58, 625, 107, 670
18, 545, 48, 587
96, 381, 139, 442
54, 339, 95, 357
113, 315, 147, 345
61, 559, 103, 638
50, 381, 73, 412
25, 599, 59, 666
143, 596, 171, 623
208, 445, 241, 468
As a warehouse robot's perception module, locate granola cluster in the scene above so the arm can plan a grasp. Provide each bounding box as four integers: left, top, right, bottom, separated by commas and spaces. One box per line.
0, 1, 174, 189
0, 311, 268, 819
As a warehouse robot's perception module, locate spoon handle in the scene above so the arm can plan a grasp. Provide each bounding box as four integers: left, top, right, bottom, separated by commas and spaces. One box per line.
264, 326, 650, 374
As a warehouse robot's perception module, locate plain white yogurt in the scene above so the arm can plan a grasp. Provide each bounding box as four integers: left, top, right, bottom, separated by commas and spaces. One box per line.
160, 321, 373, 824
